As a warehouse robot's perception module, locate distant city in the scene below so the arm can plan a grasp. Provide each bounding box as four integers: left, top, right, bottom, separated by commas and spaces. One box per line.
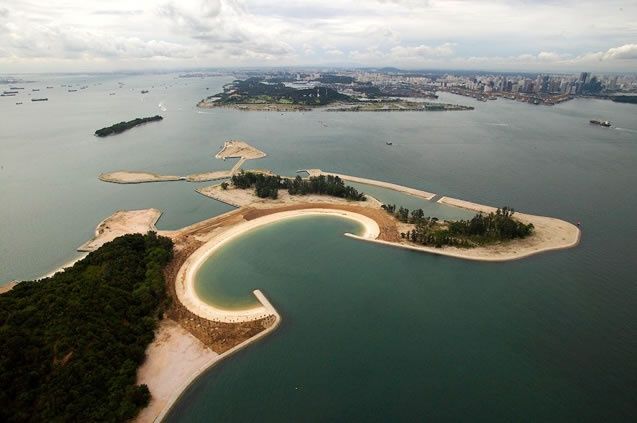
181, 68, 637, 106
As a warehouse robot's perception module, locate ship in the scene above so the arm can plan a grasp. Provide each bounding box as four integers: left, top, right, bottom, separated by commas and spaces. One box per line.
590, 119, 611, 127
141, 90, 149, 94
68, 89, 77, 92
386, 141, 393, 145
16, 102, 23, 105
31, 98, 48, 102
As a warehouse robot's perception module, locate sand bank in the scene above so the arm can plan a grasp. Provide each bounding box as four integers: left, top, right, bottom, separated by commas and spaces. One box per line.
215, 140, 266, 160
78, 208, 161, 252
99, 171, 183, 184
175, 208, 380, 323
303, 169, 436, 200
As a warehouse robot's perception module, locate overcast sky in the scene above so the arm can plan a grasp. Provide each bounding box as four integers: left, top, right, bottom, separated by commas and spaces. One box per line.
1, 0, 636, 73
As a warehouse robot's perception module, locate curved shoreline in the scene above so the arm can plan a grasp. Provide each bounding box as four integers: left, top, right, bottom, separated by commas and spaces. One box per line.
175, 209, 380, 323
153, 290, 281, 423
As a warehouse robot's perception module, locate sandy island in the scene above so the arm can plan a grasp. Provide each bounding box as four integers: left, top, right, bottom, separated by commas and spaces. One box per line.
99, 140, 266, 184
87, 154, 581, 421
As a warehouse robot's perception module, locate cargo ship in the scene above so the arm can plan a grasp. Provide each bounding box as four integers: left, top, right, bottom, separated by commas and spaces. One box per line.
590, 119, 611, 127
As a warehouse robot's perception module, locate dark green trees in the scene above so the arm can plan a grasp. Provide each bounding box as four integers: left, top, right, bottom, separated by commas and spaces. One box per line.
94, 115, 163, 137
382, 204, 533, 248
230, 171, 366, 201
0, 233, 173, 422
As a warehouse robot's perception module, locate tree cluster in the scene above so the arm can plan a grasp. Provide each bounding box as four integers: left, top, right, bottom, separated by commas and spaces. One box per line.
382, 204, 534, 248
287, 175, 366, 201
0, 233, 173, 422
230, 171, 366, 201
94, 115, 163, 137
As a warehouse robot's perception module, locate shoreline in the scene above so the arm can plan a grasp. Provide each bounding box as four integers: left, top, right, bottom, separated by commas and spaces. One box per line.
151, 290, 281, 423
175, 209, 380, 323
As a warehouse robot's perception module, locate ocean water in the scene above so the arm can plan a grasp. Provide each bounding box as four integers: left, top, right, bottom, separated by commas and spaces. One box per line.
1, 73, 636, 421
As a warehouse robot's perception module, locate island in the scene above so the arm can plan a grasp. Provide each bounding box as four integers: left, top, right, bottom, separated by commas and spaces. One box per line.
197, 77, 473, 112
94, 115, 163, 137
2, 140, 581, 422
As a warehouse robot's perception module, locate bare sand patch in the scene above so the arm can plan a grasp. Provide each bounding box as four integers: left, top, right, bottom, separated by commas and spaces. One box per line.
99, 171, 182, 184
215, 140, 266, 160
78, 208, 161, 252
135, 319, 218, 423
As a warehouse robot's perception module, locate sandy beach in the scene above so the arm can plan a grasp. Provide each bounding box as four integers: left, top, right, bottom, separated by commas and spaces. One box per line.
135, 319, 218, 423
78, 208, 161, 252
175, 208, 380, 323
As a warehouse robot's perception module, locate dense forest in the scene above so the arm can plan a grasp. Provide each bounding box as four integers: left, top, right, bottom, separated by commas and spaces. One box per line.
230, 172, 366, 201
0, 233, 173, 422
94, 115, 163, 137
211, 78, 354, 106
382, 204, 534, 248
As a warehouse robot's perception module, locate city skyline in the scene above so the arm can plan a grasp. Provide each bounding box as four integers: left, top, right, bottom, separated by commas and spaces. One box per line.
1, 0, 637, 73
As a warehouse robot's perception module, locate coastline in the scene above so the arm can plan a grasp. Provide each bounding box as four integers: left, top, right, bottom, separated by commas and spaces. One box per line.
151, 290, 281, 423
174, 209, 380, 323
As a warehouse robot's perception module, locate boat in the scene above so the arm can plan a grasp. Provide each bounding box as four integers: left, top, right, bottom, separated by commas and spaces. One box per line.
68, 89, 77, 92
141, 90, 149, 94
32, 88, 40, 91
16, 102, 22, 105
386, 141, 393, 146
31, 98, 48, 102
590, 119, 611, 127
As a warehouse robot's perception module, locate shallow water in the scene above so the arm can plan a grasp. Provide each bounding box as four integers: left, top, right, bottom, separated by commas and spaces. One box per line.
1, 73, 636, 421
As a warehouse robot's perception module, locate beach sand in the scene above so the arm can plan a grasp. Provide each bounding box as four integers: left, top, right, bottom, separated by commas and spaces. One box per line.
99, 171, 183, 184
78, 208, 161, 252
135, 319, 218, 423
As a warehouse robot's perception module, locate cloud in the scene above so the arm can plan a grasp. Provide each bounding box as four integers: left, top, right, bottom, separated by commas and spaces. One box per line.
0, 0, 636, 72
602, 43, 637, 60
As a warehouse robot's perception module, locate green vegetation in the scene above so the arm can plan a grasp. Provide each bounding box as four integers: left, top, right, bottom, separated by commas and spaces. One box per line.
382, 204, 533, 248
0, 233, 173, 423
207, 78, 354, 106
95, 115, 163, 137
230, 171, 366, 201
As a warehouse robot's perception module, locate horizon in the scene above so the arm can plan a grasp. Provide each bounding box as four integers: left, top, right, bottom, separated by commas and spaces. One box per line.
1, 0, 636, 74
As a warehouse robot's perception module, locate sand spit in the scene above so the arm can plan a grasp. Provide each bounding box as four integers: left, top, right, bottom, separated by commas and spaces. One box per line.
175, 208, 380, 323
78, 208, 161, 252
100, 140, 264, 185
215, 140, 266, 160
99, 171, 183, 184
303, 169, 436, 200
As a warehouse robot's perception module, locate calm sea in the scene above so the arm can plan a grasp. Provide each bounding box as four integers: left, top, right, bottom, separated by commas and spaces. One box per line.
1, 73, 636, 421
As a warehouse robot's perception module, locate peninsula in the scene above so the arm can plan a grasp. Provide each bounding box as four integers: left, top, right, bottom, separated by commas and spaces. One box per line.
94, 115, 163, 137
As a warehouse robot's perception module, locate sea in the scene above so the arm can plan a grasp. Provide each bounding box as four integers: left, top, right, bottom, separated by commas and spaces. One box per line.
1, 73, 636, 421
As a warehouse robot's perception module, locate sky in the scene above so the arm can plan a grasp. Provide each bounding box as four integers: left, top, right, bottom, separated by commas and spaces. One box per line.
1, 0, 636, 73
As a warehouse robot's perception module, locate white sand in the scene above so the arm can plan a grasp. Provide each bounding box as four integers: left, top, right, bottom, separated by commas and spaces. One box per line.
215, 140, 266, 160
135, 319, 218, 423
175, 209, 380, 323
304, 168, 436, 200
78, 209, 162, 252
99, 171, 183, 184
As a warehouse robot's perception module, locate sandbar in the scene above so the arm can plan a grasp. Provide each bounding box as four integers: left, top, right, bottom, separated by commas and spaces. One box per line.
99, 171, 183, 184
